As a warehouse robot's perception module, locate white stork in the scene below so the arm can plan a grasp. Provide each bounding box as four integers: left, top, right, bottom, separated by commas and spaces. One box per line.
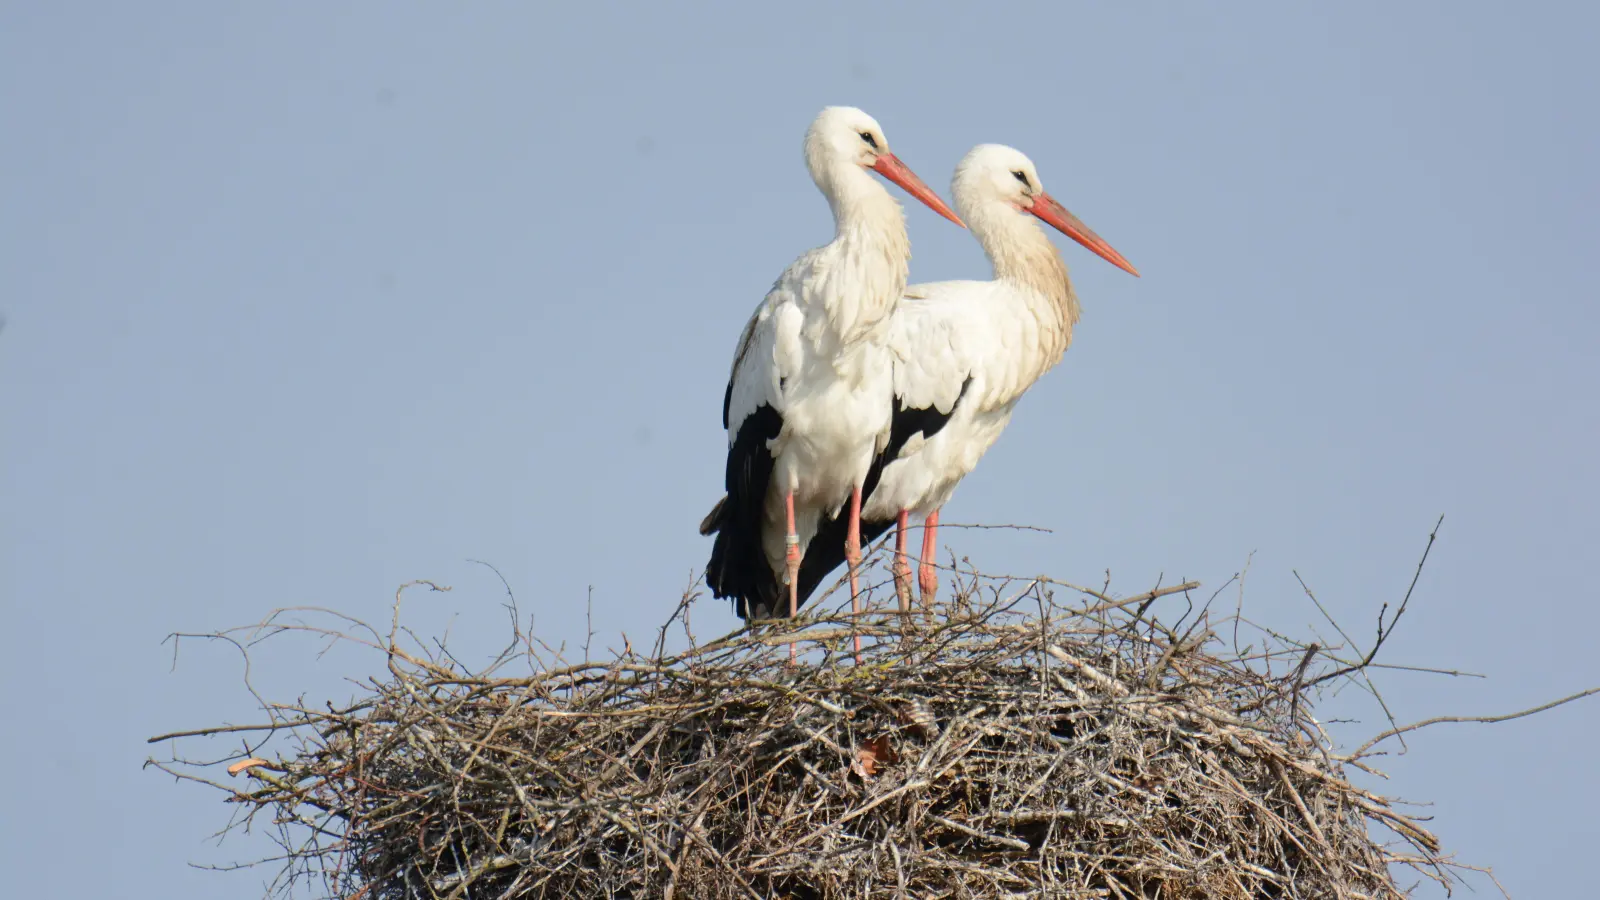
793, 144, 1139, 610
699, 107, 964, 646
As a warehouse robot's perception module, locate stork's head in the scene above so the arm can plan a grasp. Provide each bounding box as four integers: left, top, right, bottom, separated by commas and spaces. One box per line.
804, 107, 964, 227
953, 144, 1138, 276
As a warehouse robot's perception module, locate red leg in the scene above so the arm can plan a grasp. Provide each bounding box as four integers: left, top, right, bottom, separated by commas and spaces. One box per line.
892, 510, 913, 613
784, 492, 800, 662
844, 485, 863, 664
918, 508, 940, 608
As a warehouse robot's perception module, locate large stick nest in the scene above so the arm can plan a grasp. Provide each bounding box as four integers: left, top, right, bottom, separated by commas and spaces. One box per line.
151, 570, 1464, 899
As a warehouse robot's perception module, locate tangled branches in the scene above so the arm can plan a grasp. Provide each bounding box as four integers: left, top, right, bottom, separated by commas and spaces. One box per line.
147, 548, 1592, 899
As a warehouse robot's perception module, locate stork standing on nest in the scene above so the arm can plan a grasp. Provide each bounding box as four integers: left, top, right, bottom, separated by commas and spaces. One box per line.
699, 107, 963, 655
794, 144, 1139, 612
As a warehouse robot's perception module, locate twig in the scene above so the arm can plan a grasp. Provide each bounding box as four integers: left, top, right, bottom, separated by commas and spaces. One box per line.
1354, 686, 1600, 758
1287, 643, 1319, 726
1304, 515, 1444, 690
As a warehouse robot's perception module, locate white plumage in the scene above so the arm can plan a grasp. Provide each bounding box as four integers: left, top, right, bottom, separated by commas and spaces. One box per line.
857, 144, 1140, 606
701, 107, 963, 632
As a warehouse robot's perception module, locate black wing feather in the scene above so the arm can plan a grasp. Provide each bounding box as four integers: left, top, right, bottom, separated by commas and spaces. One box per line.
704, 403, 784, 619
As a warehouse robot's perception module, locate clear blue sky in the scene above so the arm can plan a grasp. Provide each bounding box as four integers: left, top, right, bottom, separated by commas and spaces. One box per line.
3, 3, 1596, 896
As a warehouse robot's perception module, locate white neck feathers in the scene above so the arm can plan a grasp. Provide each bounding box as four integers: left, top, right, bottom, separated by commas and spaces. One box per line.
809, 159, 912, 344
967, 199, 1080, 360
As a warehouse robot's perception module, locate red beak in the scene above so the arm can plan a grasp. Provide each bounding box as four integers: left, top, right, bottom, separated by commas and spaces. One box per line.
870, 153, 966, 228
1027, 192, 1139, 277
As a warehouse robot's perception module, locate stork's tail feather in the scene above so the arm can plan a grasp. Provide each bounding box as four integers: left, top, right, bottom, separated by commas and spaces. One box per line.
703, 500, 782, 621
697, 496, 726, 536
706, 404, 786, 621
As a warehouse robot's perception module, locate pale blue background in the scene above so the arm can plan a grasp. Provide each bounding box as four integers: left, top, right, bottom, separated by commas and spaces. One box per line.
3, 3, 1596, 897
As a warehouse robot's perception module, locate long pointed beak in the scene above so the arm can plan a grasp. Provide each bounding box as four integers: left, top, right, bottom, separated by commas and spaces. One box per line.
1028, 192, 1139, 277
871, 153, 966, 228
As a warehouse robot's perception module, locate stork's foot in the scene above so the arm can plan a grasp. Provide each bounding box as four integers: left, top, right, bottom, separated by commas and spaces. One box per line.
845, 485, 863, 665
845, 558, 863, 665
784, 493, 801, 665
892, 510, 914, 617
892, 554, 915, 614
918, 509, 941, 616
918, 559, 939, 610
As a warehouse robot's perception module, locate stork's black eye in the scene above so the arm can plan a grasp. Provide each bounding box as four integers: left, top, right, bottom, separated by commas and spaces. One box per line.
1012, 170, 1030, 186
859, 131, 879, 149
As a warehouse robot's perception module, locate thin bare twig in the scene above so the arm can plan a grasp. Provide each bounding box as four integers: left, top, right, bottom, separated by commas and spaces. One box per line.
1354, 686, 1600, 758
